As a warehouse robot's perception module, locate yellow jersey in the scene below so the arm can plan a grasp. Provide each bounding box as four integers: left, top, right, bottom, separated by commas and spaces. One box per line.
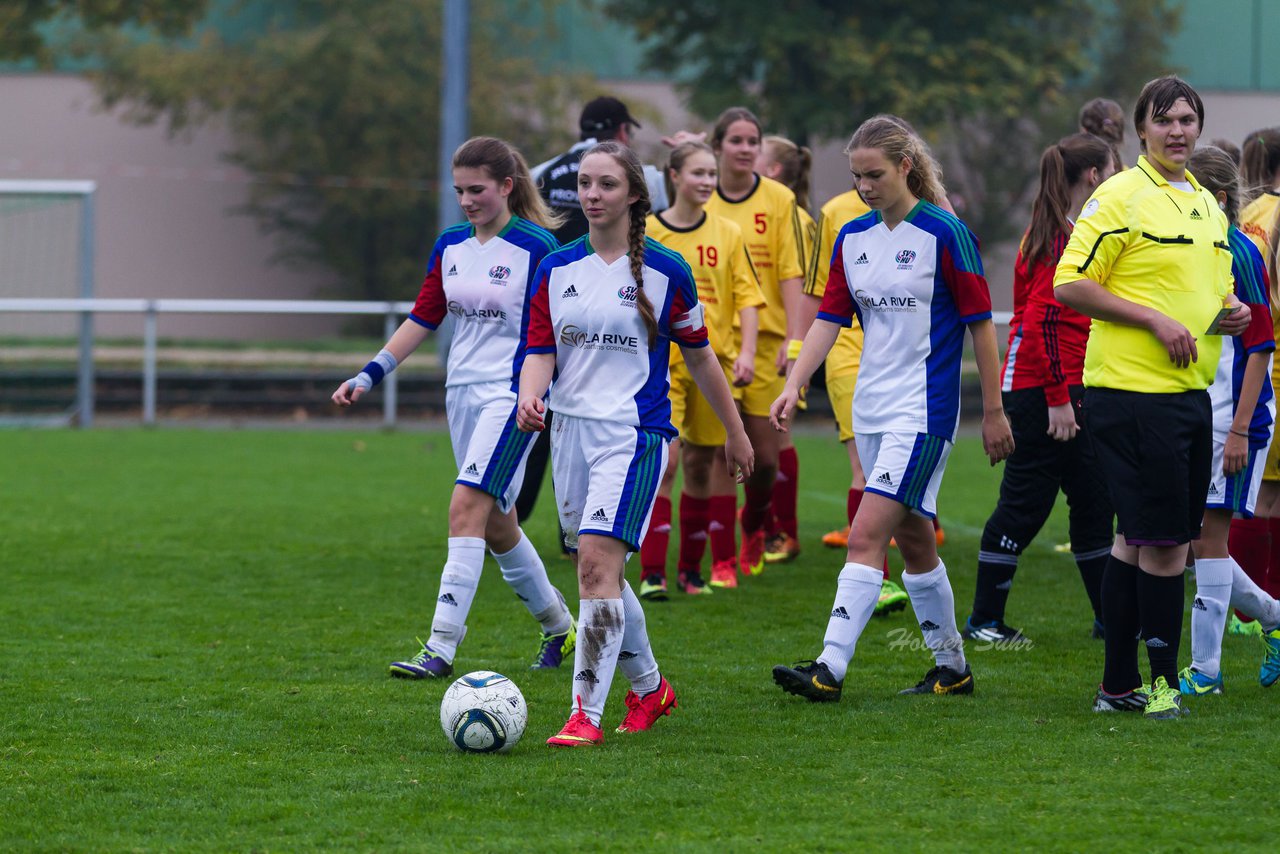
647, 210, 765, 367
808, 190, 871, 381
1053, 155, 1233, 392
706, 174, 805, 339
1240, 191, 1279, 264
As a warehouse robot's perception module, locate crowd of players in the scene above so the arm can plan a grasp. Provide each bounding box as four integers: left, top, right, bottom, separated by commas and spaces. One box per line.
334, 76, 1280, 743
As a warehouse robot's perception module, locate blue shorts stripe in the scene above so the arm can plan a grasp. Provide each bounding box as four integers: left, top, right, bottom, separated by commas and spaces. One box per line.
615, 429, 662, 548
901, 434, 939, 510
1224, 452, 1256, 515
476, 407, 530, 498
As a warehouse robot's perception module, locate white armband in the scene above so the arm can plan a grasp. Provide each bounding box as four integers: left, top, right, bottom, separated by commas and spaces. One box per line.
670, 302, 705, 332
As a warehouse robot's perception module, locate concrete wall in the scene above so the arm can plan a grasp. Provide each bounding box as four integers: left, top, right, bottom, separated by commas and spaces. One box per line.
0, 74, 344, 340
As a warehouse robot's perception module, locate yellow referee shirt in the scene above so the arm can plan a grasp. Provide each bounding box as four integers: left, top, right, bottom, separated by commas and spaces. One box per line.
808, 190, 871, 381
647, 211, 765, 367
706, 174, 805, 339
1053, 155, 1233, 393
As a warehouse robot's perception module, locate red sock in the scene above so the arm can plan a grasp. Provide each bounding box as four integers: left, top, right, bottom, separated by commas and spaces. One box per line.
933, 516, 942, 532
848, 486, 889, 580
677, 493, 711, 572
773, 446, 799, 539
742, 481, 772, 534
708, 494, 738, 565
640, 496, 671, 579
1230, 516, 1271, 621
1267, 517, 1280, 600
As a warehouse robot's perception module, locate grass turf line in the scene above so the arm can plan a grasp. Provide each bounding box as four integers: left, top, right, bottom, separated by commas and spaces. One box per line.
0, 429, 1273, 850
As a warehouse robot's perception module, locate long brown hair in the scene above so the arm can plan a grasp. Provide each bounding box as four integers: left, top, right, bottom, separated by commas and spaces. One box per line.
1242, 128, 1280, 205
663, 140, 716, 208
761, 135, 813, 211
711, 107, 763, 153
586, 140, 658, 349
1188, 146, 1242, 224
844, 115, 946, 208
452, 136, 563, 231
1023, 133, 1113, 267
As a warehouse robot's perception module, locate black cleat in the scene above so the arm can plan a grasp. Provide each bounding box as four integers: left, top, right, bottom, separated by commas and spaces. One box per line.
962, 618, 1030, 646
1092, 683, 1149, 712
900, 664, 974, 695
772, 660, 843, 702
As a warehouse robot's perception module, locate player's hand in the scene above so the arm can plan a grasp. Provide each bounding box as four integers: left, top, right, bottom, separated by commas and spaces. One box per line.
1218, 296, 1251, 337
982, 408, 1014, 465
661, 130, 707, 148
725, 428, 755, 483
1224, 430, 1248, 475
1148, 312, 1197, 368
769, 386, 801, 433
1046, 402, 1078, 442
332, 380, 365, 407
516, 396, 546, 432
732, 352, 755, 387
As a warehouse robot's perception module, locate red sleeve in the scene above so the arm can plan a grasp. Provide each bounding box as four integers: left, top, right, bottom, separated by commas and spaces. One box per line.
669, 283, 709, 348
409, 247, 446, 329
940, 244, 992, 322
816, 239, 855, 327
1032, 235, 1071, 406
525, 267, 556, 353
1241, 298, 1275, 354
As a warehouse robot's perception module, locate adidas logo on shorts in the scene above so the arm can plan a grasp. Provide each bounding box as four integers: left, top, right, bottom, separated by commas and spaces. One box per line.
438, 593, 458, 606
831, 606, 851, 620
854, 252, 869, 266
574, 669, 599, 684
1207, 482, 1219, 495
464, 463, 479, 476
562, 284, 579, 298
876, 471, 894, 487
590, 507, 610, 522
919, 620, 940, 631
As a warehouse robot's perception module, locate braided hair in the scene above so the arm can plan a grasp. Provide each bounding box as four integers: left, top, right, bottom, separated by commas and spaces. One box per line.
586, 140, 658, 349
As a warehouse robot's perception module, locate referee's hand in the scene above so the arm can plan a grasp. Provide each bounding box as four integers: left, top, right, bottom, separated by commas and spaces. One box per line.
1148, 313, 1197, 368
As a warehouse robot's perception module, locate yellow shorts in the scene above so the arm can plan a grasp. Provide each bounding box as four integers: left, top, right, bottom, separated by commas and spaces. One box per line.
670, 358, 732, 446
734, 332, 787, 418
827, 372, 855, 443
1265, 428, 1280, 483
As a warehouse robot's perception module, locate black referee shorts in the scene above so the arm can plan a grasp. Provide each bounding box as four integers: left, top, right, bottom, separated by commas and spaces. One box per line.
1082, 387, 1211, 547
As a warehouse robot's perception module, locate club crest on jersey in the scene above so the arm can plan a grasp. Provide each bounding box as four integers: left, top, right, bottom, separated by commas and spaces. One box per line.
447, 300, 507, 322
895, 249, 917, 269
854, 289, 918, 313
488, 265, 512, 284
618, 284, 639, 306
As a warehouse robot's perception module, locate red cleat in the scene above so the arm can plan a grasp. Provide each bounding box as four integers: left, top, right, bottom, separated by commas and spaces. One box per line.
616, 677, 678, 733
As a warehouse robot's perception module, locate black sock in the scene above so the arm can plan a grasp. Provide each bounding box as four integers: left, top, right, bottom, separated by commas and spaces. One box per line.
971, 556, 1018, 625
1136, 569, 1185, 689
1075, 552, 1108, 624
1101, 555, 1143, 695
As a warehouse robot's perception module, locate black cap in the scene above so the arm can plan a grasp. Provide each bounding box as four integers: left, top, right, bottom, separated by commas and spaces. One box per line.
579, 96, 641, 136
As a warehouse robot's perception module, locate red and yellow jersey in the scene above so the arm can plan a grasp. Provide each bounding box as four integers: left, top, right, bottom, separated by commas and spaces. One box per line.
647, 211, 765, 367
1240, 191, 1279, 263
706, 174, 805, 339
808, 190, 871, 381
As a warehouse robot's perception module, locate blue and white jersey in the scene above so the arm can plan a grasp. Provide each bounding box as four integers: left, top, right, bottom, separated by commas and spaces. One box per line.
526, 236, 709, 439
409, 216, 559, 388
1209, 226, 1275, 446
816, 200, 992, 440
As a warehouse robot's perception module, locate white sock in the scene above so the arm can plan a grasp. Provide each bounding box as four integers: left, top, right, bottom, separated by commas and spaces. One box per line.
902, 561, 967, 672
428, 537, 487, 661
492, 531, 571, 634
1230, 559, 1280, 631
570, 598, 625, 726
617, 581, 661, 695
815, 563, 883, 682
1190, 558, 1232, 679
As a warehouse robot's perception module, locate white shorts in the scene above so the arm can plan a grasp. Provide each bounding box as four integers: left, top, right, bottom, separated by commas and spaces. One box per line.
1205, 435, 1267, 517
550, 413, 669, 551
447, 381, 535, 515
855, 431, 952, 519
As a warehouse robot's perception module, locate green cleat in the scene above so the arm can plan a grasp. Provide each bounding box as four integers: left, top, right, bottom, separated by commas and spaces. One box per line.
1261, 627, 1280, 687
1143, 676, 1189, 719
1228, 614, 1264, 637
874, 579, 909, 616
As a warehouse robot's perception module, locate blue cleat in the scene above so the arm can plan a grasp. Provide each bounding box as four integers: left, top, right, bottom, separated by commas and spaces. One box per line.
1178, 666, 1224, 696
389, 638, 453, 679
1261, 627, 1280, 687
530, 618, 576, 670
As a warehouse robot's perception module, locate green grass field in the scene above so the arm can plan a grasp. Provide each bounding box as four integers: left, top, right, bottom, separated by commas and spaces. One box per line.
2, 428, 1274, 851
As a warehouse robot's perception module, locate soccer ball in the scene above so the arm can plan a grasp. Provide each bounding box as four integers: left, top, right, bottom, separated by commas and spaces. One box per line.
439, 671, 527, 753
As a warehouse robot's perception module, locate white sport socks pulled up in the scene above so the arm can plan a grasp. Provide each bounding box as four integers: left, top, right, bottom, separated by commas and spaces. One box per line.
428, 536, 486, 661
902, 561, 967, 672
492, 530, 572, 634
1190, 558, 1232, 679
617, 581, 660, 695
1229, 558, 1280, 631
816, 563, 883, 682
571, 598, 625, 726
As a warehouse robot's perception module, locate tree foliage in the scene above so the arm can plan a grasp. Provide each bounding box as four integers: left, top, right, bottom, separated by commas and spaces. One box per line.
77, 0, 589, 306
0, 0, 207, 65
600, 0, 1181, 243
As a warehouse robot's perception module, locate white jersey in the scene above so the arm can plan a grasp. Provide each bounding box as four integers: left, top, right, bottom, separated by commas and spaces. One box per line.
409, 217, 559, 388
526, 236, 709, 438
816, 201, 992, 440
